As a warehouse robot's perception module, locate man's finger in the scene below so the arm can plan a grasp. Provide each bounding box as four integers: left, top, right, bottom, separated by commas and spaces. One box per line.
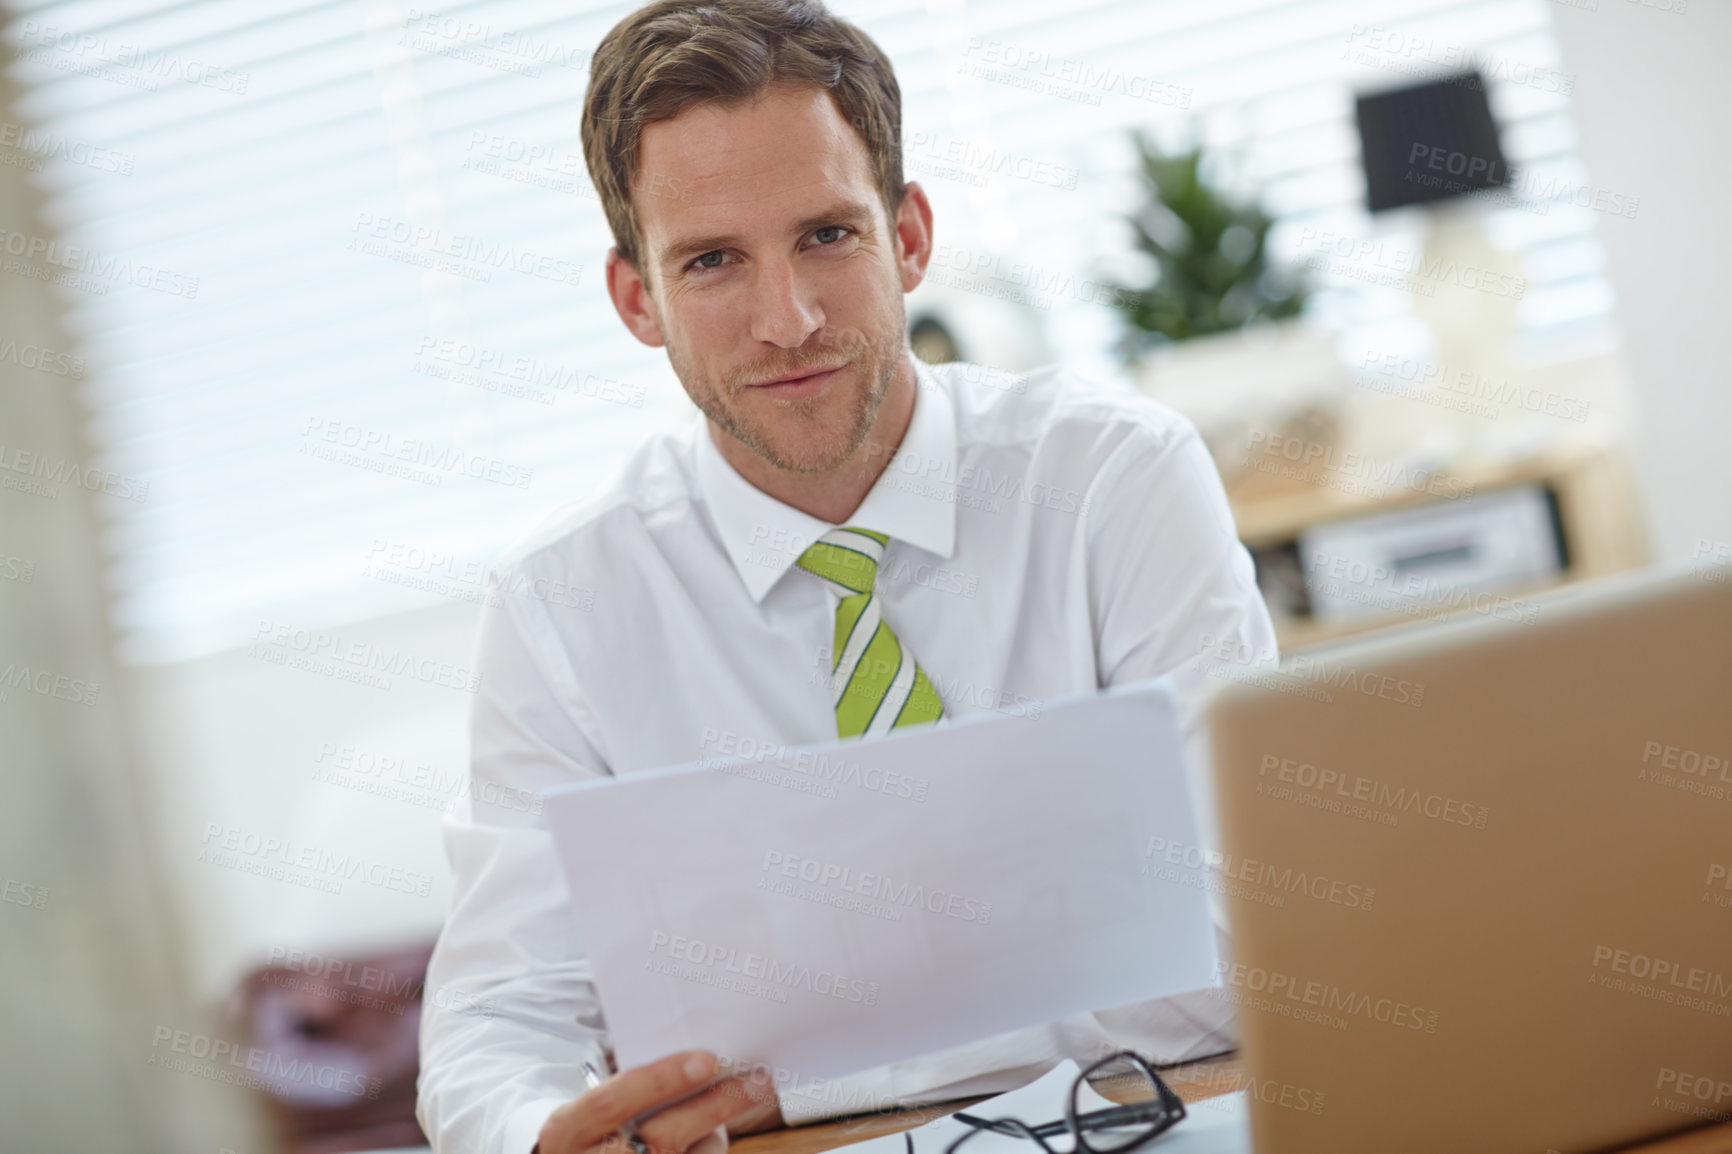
538, 1052, 721, 1154
585, 1051, 720, 1134
634, 1073, 775, 1154
687, 1123, 728, 1154
724, 1088, 785, 1138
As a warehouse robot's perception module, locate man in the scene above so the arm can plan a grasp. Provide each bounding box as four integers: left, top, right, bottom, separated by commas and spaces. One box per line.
416, 2, 1277, 1152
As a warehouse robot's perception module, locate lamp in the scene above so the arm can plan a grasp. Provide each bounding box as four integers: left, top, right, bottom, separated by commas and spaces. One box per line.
1353, 71, 1527, 457
1355, 72, 1511, 213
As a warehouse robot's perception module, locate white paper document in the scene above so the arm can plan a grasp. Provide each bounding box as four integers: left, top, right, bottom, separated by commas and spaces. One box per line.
833, 1061, 1115, 1154
544, 681, 1218, 1082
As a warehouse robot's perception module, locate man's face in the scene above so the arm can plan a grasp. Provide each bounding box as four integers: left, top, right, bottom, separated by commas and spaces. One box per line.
614, 84, 924, 474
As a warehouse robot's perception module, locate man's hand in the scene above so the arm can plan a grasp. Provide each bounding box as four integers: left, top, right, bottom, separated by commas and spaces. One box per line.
536, 1051, 785, 1154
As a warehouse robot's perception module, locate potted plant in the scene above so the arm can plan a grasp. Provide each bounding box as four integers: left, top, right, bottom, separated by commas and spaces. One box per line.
1108, 134, 1344, 486
1110, 136, 1307, 351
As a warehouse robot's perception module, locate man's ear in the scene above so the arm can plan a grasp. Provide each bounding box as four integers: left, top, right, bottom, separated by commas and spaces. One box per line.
892, 180, 935, 294
605, 246, 667, 348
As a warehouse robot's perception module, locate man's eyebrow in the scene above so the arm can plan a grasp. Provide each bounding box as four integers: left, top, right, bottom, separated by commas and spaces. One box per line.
658, 202, 876, 268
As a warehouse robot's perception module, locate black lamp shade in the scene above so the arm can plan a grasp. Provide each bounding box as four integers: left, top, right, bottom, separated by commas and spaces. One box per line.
1355, 72, 1510, 213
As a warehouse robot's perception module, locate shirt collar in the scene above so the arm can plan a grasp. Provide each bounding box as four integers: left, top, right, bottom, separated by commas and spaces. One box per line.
695, 356, 958, 602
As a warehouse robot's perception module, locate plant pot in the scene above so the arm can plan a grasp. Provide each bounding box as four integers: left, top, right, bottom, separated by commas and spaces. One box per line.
1130, 320, 1350, 487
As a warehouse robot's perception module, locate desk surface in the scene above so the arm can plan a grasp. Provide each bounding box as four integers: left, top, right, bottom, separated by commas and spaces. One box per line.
731, 1055, 1732, 1154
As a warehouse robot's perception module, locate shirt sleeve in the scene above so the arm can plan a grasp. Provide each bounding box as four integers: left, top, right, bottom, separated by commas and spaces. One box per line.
1078, 414, 1277, 1065
1084, 415, 1279, 849
416, 575, 613, 1154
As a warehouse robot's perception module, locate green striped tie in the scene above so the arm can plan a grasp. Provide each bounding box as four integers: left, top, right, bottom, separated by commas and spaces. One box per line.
796, 528, 946, 738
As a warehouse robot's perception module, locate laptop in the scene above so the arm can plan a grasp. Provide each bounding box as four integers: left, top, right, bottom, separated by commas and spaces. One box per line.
1199, 564, 1732, 1153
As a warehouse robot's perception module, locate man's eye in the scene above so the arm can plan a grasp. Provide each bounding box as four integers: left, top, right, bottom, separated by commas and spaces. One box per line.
693, 251, 728, 270
813, 226, 848, 245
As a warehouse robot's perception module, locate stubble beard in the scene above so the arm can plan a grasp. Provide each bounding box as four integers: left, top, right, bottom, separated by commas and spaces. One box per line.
671, 318, 904, 475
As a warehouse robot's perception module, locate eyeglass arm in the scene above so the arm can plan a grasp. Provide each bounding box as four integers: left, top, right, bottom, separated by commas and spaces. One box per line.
955, 1099, 1175, 1141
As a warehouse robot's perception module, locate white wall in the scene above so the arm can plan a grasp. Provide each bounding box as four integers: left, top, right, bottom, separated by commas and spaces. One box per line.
1548, 0, 1732, 564
131, 599, 479, 1001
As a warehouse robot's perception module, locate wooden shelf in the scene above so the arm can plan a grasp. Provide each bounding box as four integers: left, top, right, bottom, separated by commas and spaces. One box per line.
1224, 434, 1650, 653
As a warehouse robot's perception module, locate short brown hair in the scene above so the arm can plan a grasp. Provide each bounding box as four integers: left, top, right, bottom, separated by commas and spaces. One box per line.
581, 0, 905, 271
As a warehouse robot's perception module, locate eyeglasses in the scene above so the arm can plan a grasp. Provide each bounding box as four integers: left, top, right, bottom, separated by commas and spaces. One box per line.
904, 1051, 1187, 1154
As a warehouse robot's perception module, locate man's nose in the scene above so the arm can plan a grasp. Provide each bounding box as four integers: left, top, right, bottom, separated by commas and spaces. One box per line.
748, 256, 824, 348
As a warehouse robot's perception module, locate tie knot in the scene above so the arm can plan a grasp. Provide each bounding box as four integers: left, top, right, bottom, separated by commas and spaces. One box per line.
796, 527, 888, 596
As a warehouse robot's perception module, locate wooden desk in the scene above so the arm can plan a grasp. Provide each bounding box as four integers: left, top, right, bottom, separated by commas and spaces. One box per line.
732, 1054, 1732, 1154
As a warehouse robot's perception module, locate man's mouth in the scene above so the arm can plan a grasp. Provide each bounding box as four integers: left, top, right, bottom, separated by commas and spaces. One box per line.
746, 364, 847, 398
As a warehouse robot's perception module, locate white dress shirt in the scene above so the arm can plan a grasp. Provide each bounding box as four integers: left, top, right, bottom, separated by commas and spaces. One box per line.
416, 356, 1278, 1154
